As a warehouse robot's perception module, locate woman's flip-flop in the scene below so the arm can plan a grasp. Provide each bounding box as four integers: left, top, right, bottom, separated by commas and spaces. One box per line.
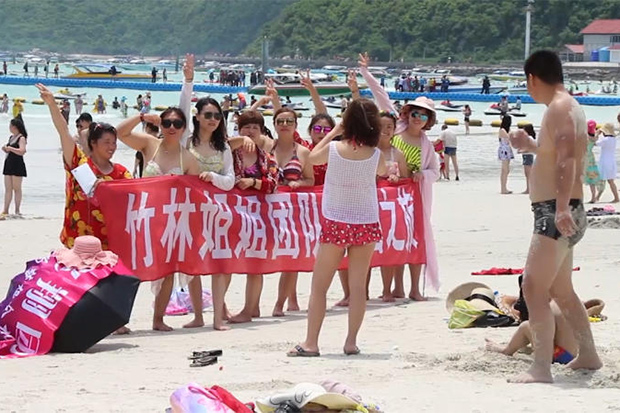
189, 356, 218, 367
188, 349, 223, 360
287, 345, 320, 357
344, 346, 360, 356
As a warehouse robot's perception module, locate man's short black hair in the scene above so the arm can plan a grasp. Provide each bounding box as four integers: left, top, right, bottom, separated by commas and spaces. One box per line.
524, 50, 563, 85
77, 112, 93, 123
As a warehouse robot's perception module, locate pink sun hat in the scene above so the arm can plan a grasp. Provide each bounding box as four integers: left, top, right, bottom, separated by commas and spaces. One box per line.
395, 96, 437, 134
54, 236, 118, 269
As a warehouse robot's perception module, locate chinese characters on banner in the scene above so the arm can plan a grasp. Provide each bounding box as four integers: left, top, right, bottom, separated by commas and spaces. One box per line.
0, 257, 129, 359
96, 177, 426, 281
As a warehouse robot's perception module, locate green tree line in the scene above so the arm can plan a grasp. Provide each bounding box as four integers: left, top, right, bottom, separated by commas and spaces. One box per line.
251, 0, 620, 62
0, 0, 294, 55
1, 0, 620, 62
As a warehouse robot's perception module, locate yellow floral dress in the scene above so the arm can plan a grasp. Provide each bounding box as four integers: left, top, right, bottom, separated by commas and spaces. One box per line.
61, 146, 131, 249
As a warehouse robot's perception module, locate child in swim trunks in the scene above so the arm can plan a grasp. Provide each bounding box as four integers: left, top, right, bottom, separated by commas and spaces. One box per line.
485, 301, 577, 364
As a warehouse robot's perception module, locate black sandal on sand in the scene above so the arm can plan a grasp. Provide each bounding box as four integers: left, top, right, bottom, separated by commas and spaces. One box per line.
190, 356, 218, 367
287, 345, 320, 357
188, 349, 223, 360
344, 346, 360, 356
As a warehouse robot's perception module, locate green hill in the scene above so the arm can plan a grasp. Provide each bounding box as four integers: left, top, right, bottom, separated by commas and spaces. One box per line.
1, 0, 620, 62
0, 0, 295, 55
254, 0, 620, 62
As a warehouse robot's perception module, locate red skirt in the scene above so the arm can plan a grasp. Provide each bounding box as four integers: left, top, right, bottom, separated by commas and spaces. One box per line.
319, 218, 382, 247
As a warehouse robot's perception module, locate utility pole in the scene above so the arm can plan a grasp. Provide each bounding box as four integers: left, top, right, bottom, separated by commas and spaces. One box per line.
525, 0, 534, 59
261, 36, 269, 81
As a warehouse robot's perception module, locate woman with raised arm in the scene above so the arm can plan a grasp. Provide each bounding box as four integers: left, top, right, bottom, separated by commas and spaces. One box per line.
37, 83, 133, 335
270, 106, 315, 317
35, 83, 132, 248
175, 55, 237, 330
358, 52, 440, 301
228, 110, 279, 324
116, 106, 200, 332
300, 70, 336, 186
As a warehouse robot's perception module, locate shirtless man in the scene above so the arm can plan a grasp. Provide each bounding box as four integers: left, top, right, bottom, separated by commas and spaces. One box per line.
508, 50, 602, 383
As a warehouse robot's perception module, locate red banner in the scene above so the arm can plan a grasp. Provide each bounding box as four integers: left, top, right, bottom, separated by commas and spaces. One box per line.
96, 177, 425, 281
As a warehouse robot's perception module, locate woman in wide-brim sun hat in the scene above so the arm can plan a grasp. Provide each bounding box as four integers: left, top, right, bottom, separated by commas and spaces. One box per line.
358, 52, 440, 301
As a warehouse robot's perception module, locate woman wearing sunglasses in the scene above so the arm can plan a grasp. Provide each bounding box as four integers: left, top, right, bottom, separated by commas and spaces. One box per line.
116, 108, 201, 332
298, 70, 336, 186
271, 107, 315, 317
306, 118, 335, 185
182, 96, 237, 331
177, 56, 258, 330
358, 52, 440, 302
227, 110, 280, 324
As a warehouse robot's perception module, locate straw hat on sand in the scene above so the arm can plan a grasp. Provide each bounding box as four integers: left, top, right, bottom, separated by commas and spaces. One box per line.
446, 282, 498, 313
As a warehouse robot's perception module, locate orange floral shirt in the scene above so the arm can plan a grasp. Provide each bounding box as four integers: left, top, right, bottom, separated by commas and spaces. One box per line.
61, 146, 132, 249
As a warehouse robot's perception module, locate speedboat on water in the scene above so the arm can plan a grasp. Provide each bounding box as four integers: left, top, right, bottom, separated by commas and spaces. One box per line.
436, 100, 463, 112
484, 104, 527, 117
63, 64, 152, 81
488, 70, 526, 82
250, 73, 361, 96
436, 105, 461, 112
263, 72, 333, 84
283, 102, 310, 111
446, 85, 506, 94
322, 65, 347, 72
54, 88, 86, 100
448, 76, 468, 86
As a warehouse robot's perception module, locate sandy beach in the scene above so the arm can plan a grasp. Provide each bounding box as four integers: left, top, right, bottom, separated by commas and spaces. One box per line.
1, 174, 619, 413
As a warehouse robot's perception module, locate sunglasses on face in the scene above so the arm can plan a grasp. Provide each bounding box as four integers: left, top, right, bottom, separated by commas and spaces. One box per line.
161, 118, 185, 129
202, 111, 223, 121
312, 125, 332, 134
410, 111, 429, 122
275, 118, 296, 126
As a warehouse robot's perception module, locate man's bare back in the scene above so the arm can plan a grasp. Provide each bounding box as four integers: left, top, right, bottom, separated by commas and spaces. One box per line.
529, 92, 586, 203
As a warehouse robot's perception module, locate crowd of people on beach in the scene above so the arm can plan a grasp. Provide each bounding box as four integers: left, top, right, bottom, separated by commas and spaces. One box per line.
0, 50, 610, 384
14, 60, 60, 78
5, 53, 440, 349
395, 74, 452, 93
496, 110, 619, 200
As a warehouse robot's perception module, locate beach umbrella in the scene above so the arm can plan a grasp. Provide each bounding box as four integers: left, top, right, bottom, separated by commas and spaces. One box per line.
51, 272, 140, 353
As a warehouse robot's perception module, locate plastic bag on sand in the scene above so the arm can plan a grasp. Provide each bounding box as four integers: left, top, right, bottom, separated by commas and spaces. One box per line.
166, 287, 213, 316
170, 383, 234, 413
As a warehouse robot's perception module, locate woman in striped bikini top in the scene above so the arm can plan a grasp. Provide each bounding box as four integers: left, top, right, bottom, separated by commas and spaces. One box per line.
271, 108, 314, 189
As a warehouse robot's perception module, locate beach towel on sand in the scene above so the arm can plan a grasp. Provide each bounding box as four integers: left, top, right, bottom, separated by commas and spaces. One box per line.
471, 267, 580, 275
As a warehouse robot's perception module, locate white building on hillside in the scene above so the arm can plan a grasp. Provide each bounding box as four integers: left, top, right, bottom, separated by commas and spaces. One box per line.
581, 19, 620, 61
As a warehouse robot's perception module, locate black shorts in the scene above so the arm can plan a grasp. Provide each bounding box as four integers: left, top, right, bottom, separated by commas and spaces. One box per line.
522, 154, 534, 166
532, 199, 587, 248
444, 147, 457, 156
464, 116, 470, 123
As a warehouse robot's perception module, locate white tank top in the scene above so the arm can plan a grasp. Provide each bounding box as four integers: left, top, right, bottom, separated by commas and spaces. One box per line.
322, 141, 380, 224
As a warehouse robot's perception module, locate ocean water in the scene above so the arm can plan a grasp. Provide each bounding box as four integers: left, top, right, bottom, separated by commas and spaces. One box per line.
1, 74, 620, 219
